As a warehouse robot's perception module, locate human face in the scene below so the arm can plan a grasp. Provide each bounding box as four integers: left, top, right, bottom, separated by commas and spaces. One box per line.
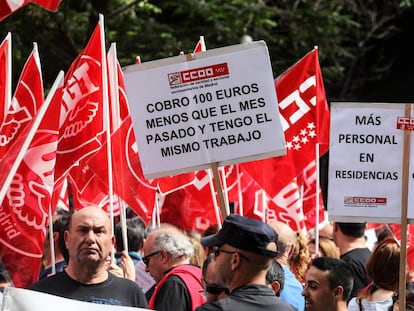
142, 234, 163, 283
65, 206, 113, 269
212, 245, 238, 287
302, 266, 337, 311
203, 259, 228, 302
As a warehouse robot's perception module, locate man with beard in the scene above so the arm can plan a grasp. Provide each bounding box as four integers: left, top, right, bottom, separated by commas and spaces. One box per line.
302, 257, 353, 311
30, 206, 147, 307
196, 214, 294, 311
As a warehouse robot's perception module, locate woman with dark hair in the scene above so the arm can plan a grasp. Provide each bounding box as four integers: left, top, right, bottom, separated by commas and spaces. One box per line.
348, 237, 400, 311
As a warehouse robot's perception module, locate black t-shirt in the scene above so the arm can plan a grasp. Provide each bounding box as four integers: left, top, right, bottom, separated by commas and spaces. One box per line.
151, 275, 191, 311
29, 270, 147, 307
340, 247, 372, 300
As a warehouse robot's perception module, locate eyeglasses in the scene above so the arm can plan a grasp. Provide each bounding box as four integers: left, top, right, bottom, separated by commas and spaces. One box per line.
213, 247, 250, 261
142, 251, 160, 265
204, 280, 229, 295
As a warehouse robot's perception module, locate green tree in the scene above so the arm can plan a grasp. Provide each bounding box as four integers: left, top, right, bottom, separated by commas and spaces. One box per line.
1, 0, 412, 101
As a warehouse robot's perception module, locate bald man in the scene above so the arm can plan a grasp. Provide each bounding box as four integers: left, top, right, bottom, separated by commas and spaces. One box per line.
269, 220, 305, 311
30, 206, 147, 307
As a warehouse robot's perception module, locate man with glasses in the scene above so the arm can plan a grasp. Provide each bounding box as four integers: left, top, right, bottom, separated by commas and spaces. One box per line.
202, 253, 229, 302
143, 225, 206, 310
197, 214, 294, 311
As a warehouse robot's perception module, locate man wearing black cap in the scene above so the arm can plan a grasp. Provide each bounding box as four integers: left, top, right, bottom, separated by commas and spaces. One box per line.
197, 214, 295, 311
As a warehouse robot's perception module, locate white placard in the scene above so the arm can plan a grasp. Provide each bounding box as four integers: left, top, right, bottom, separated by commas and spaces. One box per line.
328, 102, 414, 222
2, 287, 150, 311
124, 41, 286, 179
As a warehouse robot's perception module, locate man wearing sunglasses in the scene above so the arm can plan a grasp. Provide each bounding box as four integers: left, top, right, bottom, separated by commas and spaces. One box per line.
197, 214, 295, 311
202, 253, 229, 302
143, 226, 206, 311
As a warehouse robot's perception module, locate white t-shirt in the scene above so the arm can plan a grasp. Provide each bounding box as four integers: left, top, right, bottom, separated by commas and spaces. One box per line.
348, 296, 393, 311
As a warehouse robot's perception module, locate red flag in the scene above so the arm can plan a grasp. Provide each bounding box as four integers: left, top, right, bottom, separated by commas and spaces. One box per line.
86, 117, 157, 223
276, 48, 330, 173
84, 44, 157, 223
55, 21, 105, 185
0, 33, 11, 127
0, 0, 30, 21
161, 170, 219, 232
193, 36, 206, 53
0, 72, 63, 288
239, 48, 329, 231
298, 160, 326, 230
51, 177, 69, 211
0, 43, 44, 160
31, 0, 62, 10
240, 158, 306, 231
156, 173, 196, 195
0, 0, 62, 21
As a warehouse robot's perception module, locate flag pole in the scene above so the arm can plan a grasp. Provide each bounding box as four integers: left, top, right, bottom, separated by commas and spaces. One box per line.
48, 206, 56, 275
207, 168, 223, 228
99, 15, 114, 231
107, 42, 129, 254
398, 103, 412, 311
314, 45, 320, 255
315, 144, 320, 257
5, 32, 11, 111
219, 166, 230, 215
236, 164, 244, 216
210, 162, 228, 219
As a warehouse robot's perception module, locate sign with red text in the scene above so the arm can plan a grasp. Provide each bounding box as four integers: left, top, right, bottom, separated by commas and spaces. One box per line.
328, 102, 414, 222
124, 41, 286, 179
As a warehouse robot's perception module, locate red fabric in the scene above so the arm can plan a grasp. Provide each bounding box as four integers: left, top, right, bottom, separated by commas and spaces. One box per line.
0, 78, 63, 288
84, 51, 157, 222
32, 0, 62, 10
193, 37, 206, 53
87, 116, 157, 223
148, 265, 205, 311
0, 43, 44, 160
0, 0, 30, 22
156, 173, 195, 195
0, 33, 10, 126
240, 159, 306, 231
0, 0, 62, 22
239, 48, 329, 231
298, 160, 326, 230
275, 48, 330, 172
160, 170, 221, 232
55, 22, 104, 185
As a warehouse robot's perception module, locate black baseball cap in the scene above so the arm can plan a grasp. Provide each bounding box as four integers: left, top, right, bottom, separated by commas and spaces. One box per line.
201, 214, 279, 257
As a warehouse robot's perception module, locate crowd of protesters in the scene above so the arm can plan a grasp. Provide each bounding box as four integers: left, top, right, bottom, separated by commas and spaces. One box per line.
4, 206, 414, 311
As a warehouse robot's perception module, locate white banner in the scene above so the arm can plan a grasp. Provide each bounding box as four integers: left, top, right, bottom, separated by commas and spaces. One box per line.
328, 102, 414, 222
1, 287, 151, 311
124, 41, 286, 179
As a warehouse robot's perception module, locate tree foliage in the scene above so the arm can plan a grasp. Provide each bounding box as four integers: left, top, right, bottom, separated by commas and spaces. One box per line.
0, 0, 413, 101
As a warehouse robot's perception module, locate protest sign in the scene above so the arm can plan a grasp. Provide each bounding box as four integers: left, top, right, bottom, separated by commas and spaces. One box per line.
2, 287, 150, 311
328, 102, 414, 222
124, 41, 286, 179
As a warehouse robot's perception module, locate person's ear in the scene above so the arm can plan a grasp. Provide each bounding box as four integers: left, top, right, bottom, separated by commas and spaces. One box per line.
52, 232, 59, 242
230, 253, 242, 270
287, 244, 295, 258
64, 230, 69, 248
271, 281, 281, 296
160, 249, 169, 264
334, 285, 344, 299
